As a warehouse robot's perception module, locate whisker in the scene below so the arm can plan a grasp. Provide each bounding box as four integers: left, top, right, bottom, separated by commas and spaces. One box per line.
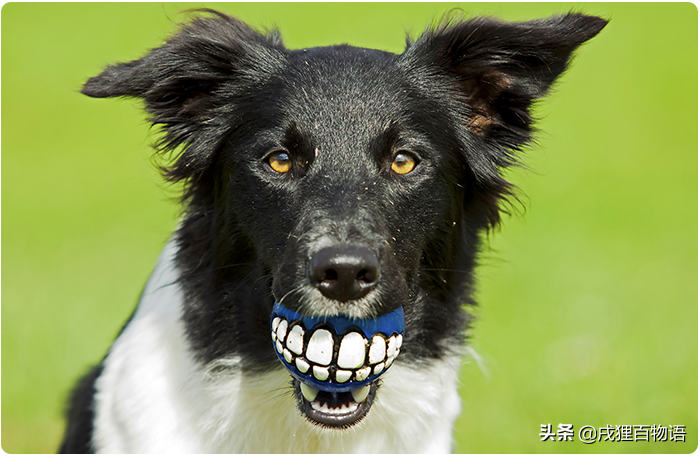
422, 267, 474, 274
228, 269, 262, 294
277, 284, 305, 307
261, 386, 296, 404
249, 273, 274, 288
211, 262, 255, 271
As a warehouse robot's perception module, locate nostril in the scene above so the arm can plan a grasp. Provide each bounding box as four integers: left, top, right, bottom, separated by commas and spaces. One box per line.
356, 268, 376, 285
321, 269, 338, 286
357, 269, 368, 283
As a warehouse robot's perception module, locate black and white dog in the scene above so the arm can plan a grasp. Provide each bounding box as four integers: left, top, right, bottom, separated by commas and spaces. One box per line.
61, 10, 606, 453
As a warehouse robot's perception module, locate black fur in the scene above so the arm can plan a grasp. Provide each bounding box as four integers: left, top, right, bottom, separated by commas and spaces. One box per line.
66, 9, 606, 449
59, 363, 103, 453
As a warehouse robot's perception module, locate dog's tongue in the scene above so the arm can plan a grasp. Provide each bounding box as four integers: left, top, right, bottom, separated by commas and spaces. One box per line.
270, 302, 404, 392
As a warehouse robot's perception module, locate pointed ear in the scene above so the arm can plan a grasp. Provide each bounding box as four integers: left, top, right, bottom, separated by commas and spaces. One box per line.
405, 13, 607, 144
82, 10, 286, 182
402, 13, 607, 227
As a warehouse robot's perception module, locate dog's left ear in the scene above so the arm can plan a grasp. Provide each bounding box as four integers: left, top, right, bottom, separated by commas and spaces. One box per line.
82, 10, 286, 182
402, 13, 607, 226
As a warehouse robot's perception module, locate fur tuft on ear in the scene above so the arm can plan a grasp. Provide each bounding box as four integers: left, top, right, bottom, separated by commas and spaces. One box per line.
82, 10, 286, 184
402, 12, 607, 228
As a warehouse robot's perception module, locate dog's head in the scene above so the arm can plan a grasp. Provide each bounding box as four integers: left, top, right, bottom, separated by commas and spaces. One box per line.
83, 10, 605, 428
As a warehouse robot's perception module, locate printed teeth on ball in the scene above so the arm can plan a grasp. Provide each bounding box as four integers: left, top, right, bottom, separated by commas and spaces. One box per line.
271, 303, 404, 392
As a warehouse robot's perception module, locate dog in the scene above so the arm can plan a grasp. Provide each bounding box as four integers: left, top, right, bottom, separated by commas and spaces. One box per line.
60, 10, 606, 453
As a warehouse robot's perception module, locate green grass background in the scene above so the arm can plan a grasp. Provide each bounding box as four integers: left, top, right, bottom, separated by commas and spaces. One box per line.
2, 2, 697, 453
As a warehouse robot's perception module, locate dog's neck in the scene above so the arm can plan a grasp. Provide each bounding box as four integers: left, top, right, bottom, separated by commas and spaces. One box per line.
91, 239, 462, 453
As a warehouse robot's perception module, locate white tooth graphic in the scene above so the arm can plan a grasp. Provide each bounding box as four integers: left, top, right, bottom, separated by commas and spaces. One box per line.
396, 334, 403, 349
271, 331, 276, 342
373, 362, 385, 376
386, 335, 397, 358
276, 319, 288, 342
306, 329, 333, 366
355, 366, 371, 381
283, 348, 293, 363
272, 317, 281, 332
337, 332, 366, 369
312, 365, 329, 381
385, 356, 395, 368
335, 370, 352, 383
368, 335, 386, 364
300, 382, 319, 402
295, 358, 310, 373
286, 325, 305, 355
351, 385, 370, 403
275, 341, 284, 354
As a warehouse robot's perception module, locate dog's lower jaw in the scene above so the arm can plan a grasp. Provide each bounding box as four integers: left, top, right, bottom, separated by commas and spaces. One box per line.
296, 379, 377, 428
91, 239, 463, 453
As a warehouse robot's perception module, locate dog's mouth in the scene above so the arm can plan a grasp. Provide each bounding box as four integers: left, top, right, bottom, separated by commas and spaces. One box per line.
271, 302, 403, 428
294, 379, 377, 428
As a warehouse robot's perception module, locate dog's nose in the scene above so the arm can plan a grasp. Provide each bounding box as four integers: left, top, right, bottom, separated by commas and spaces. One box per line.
310, 246, 379, 301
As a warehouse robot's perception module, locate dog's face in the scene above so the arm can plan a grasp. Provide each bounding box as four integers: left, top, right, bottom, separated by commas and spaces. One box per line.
83, 11, 606, 429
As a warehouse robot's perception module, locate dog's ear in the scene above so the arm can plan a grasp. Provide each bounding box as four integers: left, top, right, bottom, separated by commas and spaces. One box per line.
403, 13, 607, 227
82, 10, 286, 182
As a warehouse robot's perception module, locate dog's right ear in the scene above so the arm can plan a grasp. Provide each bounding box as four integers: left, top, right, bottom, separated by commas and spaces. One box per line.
82, 10, 286, 182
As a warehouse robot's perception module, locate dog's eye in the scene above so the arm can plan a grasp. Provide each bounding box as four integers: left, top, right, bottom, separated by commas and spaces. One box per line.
391, 152, 417, 175
268, 152, 292, 174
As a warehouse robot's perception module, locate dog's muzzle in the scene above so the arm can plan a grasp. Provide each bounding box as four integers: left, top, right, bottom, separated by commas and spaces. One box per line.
271, 302, 404, 392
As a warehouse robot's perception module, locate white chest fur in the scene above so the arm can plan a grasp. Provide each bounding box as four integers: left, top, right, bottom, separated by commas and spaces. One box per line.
91, 241, 462, 453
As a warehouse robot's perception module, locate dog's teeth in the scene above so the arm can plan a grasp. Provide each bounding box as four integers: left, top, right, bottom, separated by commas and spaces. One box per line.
300, 382, 319, 402
386, 335, 397, 358
368, 335, 386, 364
286, 325, 305, 355
373, 362, 385, 376
272, 317, 281, 332
355, 366, 371, 381
306, 329, 333, 366
396, 334, 403, 349
335, 370, 352, 383
283, 348, 293, 363
351, 385, 370, 403
337, 332, 366, 369
318, 402, 330, 413
276, 319, 288, 342
312, 365, 329, 381
295, 358, 310, 373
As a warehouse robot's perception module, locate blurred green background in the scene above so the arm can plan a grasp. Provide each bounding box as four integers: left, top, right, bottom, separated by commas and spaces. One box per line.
2, 2, 697, 453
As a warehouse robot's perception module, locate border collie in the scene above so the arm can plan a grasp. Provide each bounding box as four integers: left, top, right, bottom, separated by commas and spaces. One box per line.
60, 10, 606, 453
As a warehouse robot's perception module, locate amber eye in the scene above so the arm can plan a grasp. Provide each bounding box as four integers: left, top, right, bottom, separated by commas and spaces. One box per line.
268, 151, 292, 173
391, 152, 417, 175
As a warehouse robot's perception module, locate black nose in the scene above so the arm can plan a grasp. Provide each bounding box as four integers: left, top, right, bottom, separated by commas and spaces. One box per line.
310, 246, 379, 301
